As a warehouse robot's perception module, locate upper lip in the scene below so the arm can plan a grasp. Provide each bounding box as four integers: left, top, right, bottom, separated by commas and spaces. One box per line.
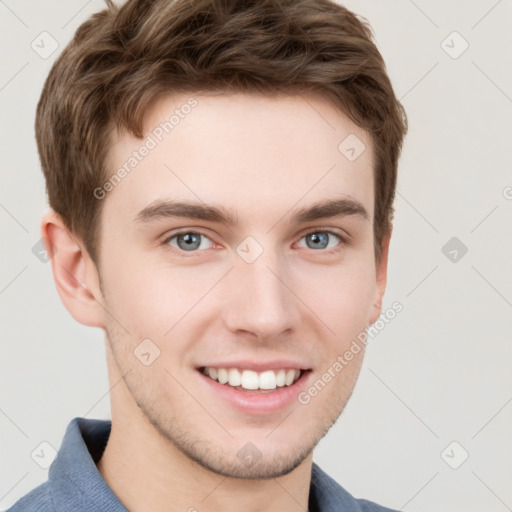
197, 360, 311, 371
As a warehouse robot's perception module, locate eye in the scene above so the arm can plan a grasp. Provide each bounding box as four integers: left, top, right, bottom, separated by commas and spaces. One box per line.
164, 231, 214, 253
162, 228, 346, 257
296, 229, 344, 252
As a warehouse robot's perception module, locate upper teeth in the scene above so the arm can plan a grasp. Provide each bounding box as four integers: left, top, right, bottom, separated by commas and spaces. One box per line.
202, 367, 301, 390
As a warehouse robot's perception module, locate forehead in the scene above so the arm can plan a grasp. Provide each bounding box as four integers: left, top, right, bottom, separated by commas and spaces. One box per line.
103, 92, 374, 227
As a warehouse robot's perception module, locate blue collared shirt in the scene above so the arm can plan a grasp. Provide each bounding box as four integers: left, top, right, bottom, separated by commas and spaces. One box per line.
7, 417, 399, 511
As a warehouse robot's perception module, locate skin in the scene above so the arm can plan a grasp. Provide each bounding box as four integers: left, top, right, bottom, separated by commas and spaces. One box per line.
43, 92, 390, 512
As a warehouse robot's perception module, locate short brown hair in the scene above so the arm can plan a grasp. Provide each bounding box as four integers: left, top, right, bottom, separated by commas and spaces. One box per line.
35, 0, 407, 264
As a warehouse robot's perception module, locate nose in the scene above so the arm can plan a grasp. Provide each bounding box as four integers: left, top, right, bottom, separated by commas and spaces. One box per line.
222, 250, 300, 341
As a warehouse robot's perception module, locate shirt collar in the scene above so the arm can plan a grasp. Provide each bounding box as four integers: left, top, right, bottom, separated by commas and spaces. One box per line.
49, 417, 128, 511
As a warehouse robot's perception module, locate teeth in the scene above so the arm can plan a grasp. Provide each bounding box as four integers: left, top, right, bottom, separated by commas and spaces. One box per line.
285, 369, 296, 386
202, 367, 302, 391
228, 368, 241, 387
259, 370, 276, 390
217, 368, 228, 384
241, 370, 259, 390
276, 369, 286, 387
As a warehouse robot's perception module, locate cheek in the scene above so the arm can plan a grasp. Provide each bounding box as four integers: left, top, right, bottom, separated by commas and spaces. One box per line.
306, 261, 377, 334
99, 250, 171, 334
100, 252, 217, 342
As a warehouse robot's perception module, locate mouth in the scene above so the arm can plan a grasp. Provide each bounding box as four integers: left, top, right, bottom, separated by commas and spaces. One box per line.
195, 359, 314, 414
198, 366, 309, 393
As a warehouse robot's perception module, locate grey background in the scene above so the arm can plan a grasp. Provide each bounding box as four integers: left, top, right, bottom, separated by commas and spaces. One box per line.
1, 1, 511, 511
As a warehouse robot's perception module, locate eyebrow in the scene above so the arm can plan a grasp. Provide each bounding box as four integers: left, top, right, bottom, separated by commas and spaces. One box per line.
134, 197, 369, 226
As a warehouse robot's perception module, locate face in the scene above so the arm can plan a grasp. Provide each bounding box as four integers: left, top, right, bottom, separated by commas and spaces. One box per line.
93, 92, 386, 478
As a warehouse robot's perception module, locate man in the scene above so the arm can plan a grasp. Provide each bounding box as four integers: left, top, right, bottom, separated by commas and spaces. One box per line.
8, 0, 407, 510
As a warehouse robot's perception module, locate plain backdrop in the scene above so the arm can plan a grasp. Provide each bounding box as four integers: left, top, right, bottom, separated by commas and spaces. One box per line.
1, 1, 511, 511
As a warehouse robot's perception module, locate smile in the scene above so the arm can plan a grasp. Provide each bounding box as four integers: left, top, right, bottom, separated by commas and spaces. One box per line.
200, 366, 302, 392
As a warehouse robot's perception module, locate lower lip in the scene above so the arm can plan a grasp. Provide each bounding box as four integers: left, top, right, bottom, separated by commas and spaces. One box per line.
197, 370, 313, 415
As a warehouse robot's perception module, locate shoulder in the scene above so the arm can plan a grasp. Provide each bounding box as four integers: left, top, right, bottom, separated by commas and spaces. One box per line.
356, 498, 401, 512
311, 463, 400, 512
5, 481, 54, 512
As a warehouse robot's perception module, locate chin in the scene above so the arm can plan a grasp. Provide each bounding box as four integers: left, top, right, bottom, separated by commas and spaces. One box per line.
181, 441, 314, 479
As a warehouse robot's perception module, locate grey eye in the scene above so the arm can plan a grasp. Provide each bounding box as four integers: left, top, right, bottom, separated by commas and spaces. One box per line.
167, 232, 213, 252
299, 231, 342, 250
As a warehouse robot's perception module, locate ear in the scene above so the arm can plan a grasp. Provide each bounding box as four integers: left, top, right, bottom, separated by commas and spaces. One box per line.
41, 210, 105, 328
369, 230, 391, 325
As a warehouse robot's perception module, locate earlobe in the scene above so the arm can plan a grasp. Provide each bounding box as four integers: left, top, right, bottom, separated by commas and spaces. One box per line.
41, 210, 105, 328
369, 230, 391, 325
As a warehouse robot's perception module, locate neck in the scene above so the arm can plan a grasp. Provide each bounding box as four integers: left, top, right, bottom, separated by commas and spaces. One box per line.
96, 345, 313, 512
96, 409, 313, 512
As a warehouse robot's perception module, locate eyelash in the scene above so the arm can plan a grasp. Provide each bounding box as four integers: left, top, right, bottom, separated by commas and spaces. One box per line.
162, 228, 348, 258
